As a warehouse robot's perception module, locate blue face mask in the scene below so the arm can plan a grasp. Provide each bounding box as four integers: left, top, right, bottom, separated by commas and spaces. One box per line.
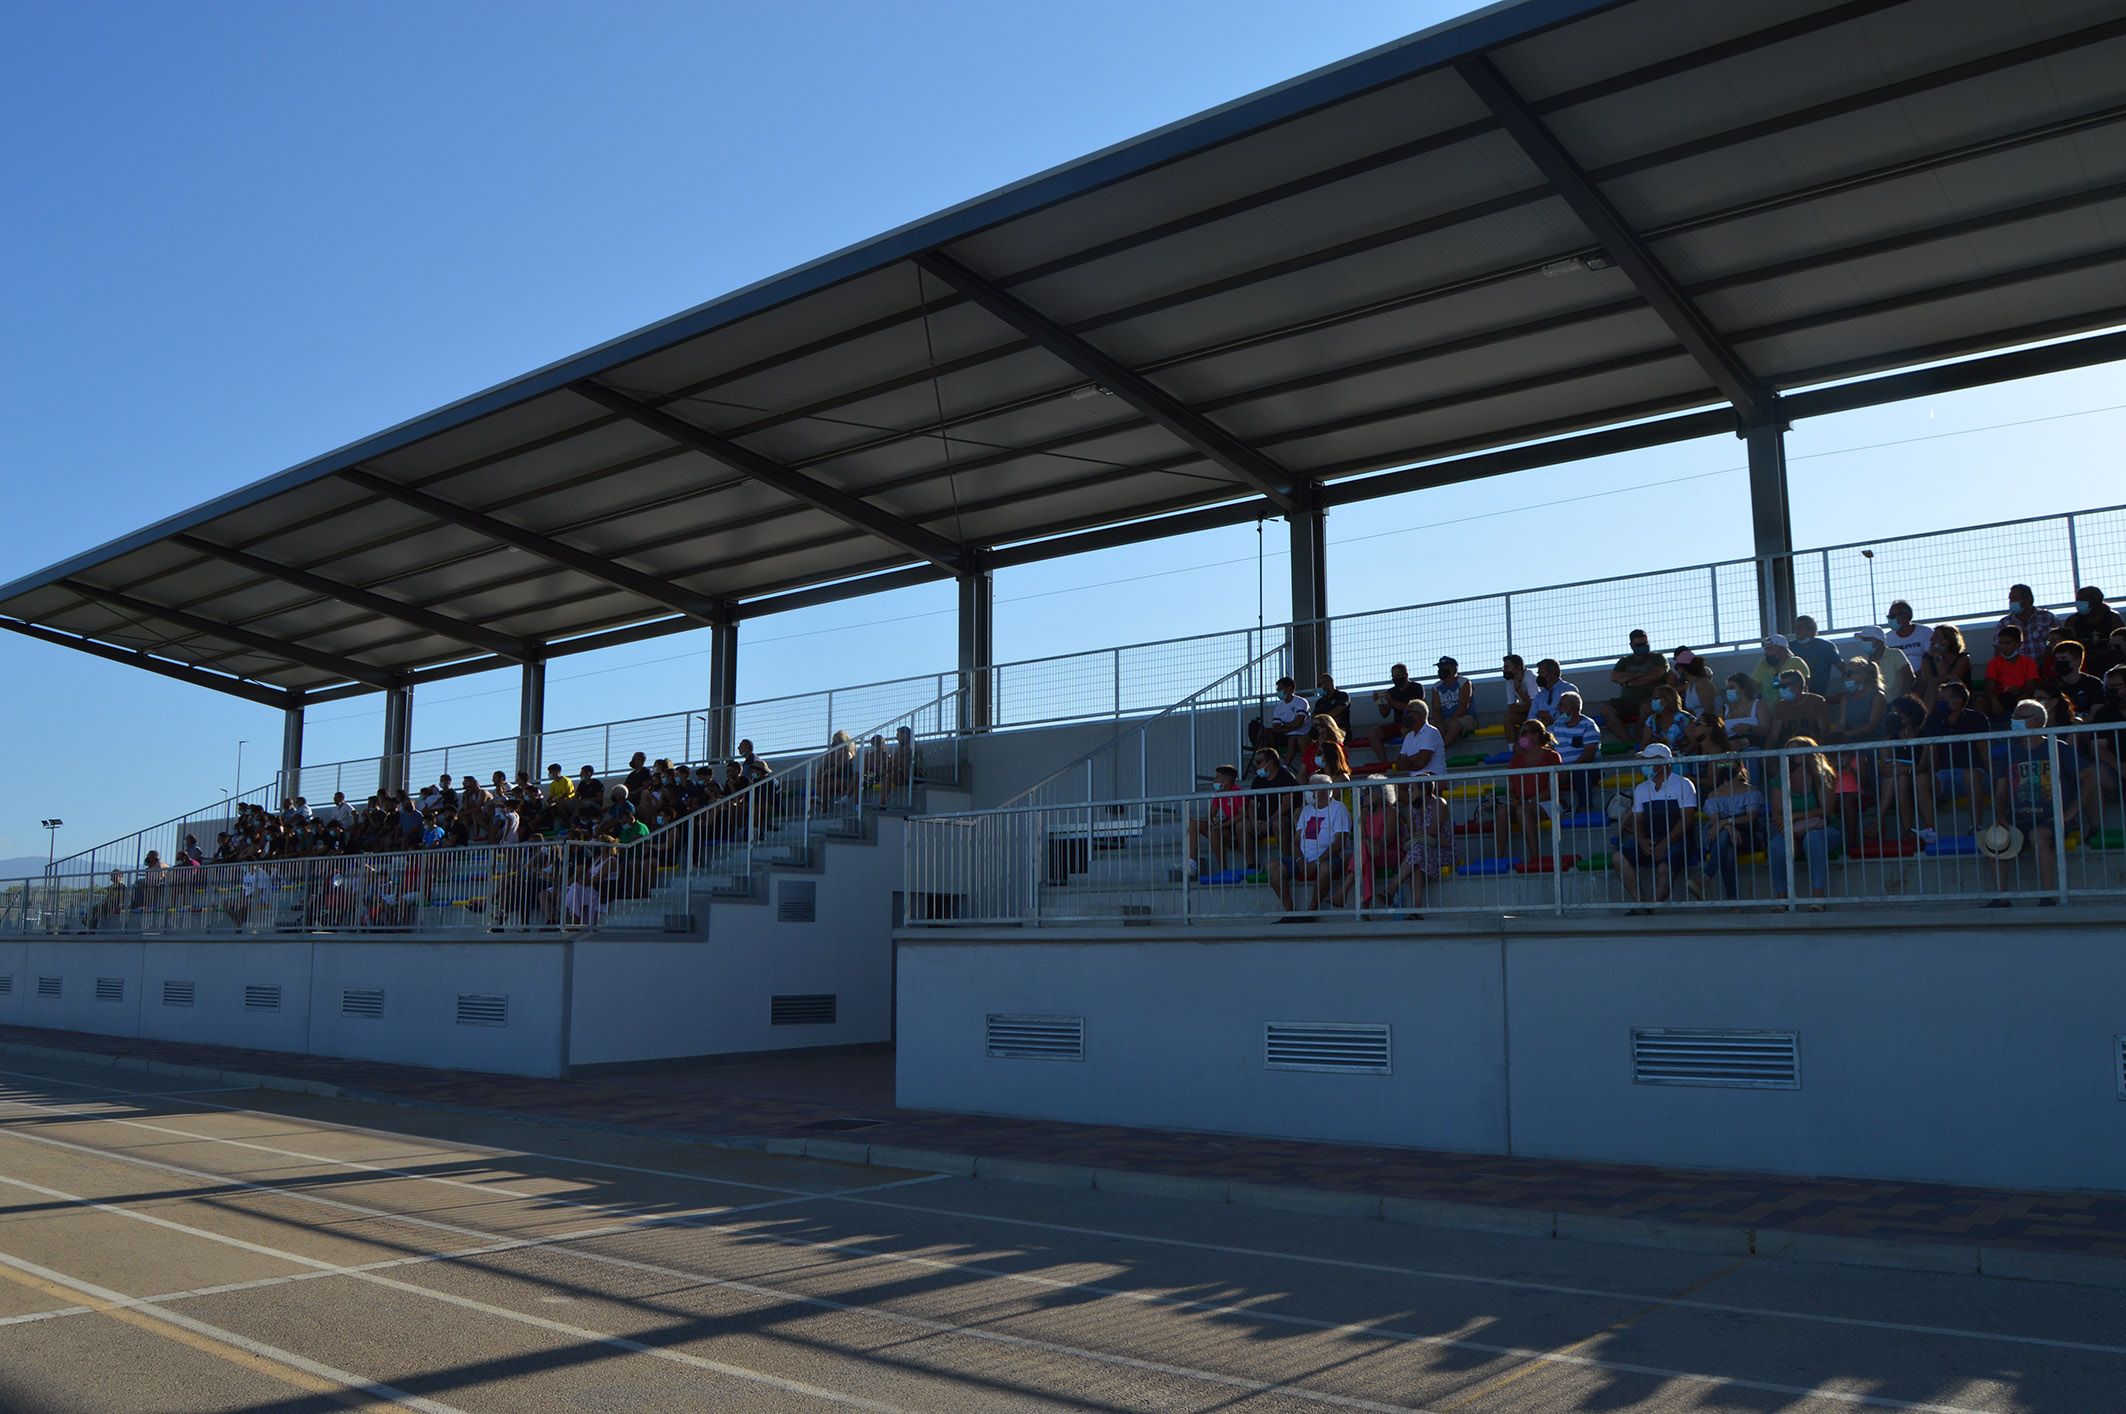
1723, 689, 1740, 706
2010, 717, 2034, 733
2010, 599, 2029, 614
1778, 686, 1798, 702
1641, 765, 1659, 780
2079, 598, 2098, 615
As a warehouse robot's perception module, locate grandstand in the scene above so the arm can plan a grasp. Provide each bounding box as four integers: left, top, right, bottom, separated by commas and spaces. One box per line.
4, 0, 2126, 1191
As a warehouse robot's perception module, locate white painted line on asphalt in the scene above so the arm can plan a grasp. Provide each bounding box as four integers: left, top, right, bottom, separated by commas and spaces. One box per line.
0, 1245, 464, 1413
5, 1067, 2115, 1370
0, 1166, 911, 1413
0, 1151, 1421, 1414
0, 1115, 2008, 1414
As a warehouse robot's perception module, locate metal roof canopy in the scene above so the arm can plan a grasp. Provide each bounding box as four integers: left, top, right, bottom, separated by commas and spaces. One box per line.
6, 0, 2126, 706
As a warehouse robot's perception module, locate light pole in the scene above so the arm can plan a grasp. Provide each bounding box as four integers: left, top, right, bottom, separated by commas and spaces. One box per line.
1862, 549, 1879, 625
40, 819, 62, 876
235, 739, 249, 805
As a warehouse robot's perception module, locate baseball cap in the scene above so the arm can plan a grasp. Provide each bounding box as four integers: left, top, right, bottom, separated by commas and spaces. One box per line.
1763, 633, 1790, 650
1853, 625, 1887, 647
1636, 743, 1674, 760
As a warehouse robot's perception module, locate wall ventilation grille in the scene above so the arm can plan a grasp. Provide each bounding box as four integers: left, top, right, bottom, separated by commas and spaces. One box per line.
36, 976, 61, 999
342, 989, 386, 1020
985, 1014, 1085, 1061
1264, 1022, 1391, 1074
456, 994, 508, 1027
94, 977, 124, 1003
777, 880, 817, 924
0, 974, 14, 997
2116, 1034, 2126, 1102
1633, 1029, 1799, 1089
162, 980, 195, 1008
771, 994, 836, 1026
243, 984, 282, 1013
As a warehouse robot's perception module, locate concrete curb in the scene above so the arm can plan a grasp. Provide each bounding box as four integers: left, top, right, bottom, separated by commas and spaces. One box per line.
7, 1037, 2124, 1292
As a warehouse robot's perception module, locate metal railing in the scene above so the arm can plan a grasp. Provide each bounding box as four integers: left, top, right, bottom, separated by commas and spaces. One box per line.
904, 723, 2126, 926
50, 782, 284, 885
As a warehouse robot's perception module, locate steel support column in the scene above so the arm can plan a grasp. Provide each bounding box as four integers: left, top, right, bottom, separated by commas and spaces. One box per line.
279, 702, 305, 804
1746, 417, 1797, 635
1288, 509, 1329, 686
516, 655, 546, 782
707, 621, 738, 760
957, 569, 995, 731
380, 680, 414, 795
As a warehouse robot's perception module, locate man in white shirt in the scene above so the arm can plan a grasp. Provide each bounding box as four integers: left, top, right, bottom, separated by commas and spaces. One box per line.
325, 792, 355, 829
1268, 775, 1351, 916
1254, 676, 1312, 761
1395, 700, 1447, 777
1882, 599, 1930, 674
1618, 742, 1697, 912
1528, 658, 1578, 727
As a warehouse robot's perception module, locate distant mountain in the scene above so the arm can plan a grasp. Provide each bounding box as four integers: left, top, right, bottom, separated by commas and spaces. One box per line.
0, 856, 52, 878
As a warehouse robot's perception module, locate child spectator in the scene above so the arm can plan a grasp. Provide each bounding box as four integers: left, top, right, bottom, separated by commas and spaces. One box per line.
1981, 623, 2041, 721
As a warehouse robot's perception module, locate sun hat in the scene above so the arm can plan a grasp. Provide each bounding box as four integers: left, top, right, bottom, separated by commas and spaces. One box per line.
1975, 823, 2025, 860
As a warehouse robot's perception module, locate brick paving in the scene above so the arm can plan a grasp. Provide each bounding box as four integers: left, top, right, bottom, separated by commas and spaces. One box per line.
4, 1021, 2121, 1262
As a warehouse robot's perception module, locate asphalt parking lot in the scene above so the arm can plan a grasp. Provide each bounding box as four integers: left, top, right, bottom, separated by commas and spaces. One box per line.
0, 1051, 2118, 1413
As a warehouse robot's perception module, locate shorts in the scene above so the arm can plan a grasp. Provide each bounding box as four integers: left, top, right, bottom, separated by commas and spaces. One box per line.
1281, 853, 1346, 879
1619, 833, 1695, 868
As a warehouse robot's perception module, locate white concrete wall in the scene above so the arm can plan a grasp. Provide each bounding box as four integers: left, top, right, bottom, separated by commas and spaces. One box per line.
897, 935, 1509, 1154
567, 818, 907, 1066
898, 912, 2126, 1193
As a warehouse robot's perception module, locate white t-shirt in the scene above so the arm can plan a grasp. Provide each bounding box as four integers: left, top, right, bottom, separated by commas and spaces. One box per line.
1883, 624, 1930, 671
1530, 678, 1579, 718
1267, 695, 1311, 731
1398, 723, 1447, 776
1632, 772, 1699, 812
1294, 800, 1352, 862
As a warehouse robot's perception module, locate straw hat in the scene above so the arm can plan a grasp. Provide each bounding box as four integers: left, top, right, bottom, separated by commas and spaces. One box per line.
1975, 823, 2024, 860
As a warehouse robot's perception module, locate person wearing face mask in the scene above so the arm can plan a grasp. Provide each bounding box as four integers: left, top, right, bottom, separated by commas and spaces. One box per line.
1549, 691, 1603, 809
2047, 640, 2102, 714
1985, 700, 2060, 905
1495, 719, 1563, 860
2060, 585, 2124, 660
1999, 583, 2059, 659
1600, 630, 1668, 743
1751, 634, 1807, 699
1500, 654, 1537, 735
2084, 667, 2126, 815
1916, 680, 1991, 846
1428, 657, 1476, 749
1187, 764, 1248, 882
1850, 625, 1913, 703
1788, 617, 1842, 696
1246, 746, 1300, 866
1981, 622, 2042, 723
1765, 668, 1827, 748
1617, 743, 1696, 913
1669, 648, 1719, 717
1881, 600, 1931, 675
1721, 672, 1767, 747
1821, 656, 1887, 745
1769, 739, 1842, 910
1269, 775, 1352, 917
1527, 658, 1577, 729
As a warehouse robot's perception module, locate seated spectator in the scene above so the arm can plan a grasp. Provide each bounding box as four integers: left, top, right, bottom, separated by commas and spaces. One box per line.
1428, 657, 1475, 748
1882, 600, 1931, 676
1617, 744, 1695, 912
1268, 775, 1351, 917
1751, 634, 1807, 698
1916, 624, 1972, 710
2102, 625, 2126, 678
1311, 673, 1351, 733
2060, 585, 2125, 658
1389, 780, 1455, 918
1187, 764, 1246, 880
545, 764, 575, 802
1722, 673, 1768, 747
1851, 625, 1913, 702
1989, 699, 2060, 905
1637, 684, 1694, 755
1822, 658, 1887, 743
1394, 700, 1446, 778
325, 792, 354, 829
1877, 697, 1932, 841
877, 726, 919, 801
1767, 667, 1828, 747
575, 766, 604, 806
625, 751, 653, 800
1679, 708, 1732, 761
1500, 654, 1536, 734
1251, 677, 1312, 760
1690, 762, 1765, 904
1549, 691, 1604, 805
815, 732, 859, 805
1299, 715, 1352, 782
2084, 667, 2126, 807
1527, 658, 1576, 728
2001, 583, 2060, 658
1247, 746, 1300, 864
1495, 719, 1561, 861
1670, 648, 1718, 717
1917, 680, 1991, 846
1981, 622, 2042, 722
2049, 639, 2102, 715
1600, 630, 1668, 742
1789, 617, 1841, 695
1367, 664, 1421, 763
1768, 739, 1842, 909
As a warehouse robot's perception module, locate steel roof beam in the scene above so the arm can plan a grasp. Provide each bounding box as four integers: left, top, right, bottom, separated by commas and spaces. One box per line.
913, 249, 1313, 516
1455, 55, 1775, 428
569, 380, 970, 572
339, 467, 730, 626
170, 533, 536, 663
0, 617, 297, 709
57, 579, 396, 690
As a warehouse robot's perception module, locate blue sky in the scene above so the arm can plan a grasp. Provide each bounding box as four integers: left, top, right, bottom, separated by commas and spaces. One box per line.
4, 1, 2123, 864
